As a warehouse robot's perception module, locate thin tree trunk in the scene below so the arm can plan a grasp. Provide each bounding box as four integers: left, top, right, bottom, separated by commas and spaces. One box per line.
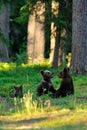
49, 1, 59, 66
50, 1, 61, 68
44, 0, 51, 58
52, 26, 61, 68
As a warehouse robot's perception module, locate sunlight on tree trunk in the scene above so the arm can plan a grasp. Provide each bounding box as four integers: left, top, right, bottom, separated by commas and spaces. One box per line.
0, 1, 10, 61
71, 0, 87, 74
27, 13, 36, 63
27, 1, 45, 64
49, 1, 60, 68
52, 26, 61, 68
49, 22, 56, 65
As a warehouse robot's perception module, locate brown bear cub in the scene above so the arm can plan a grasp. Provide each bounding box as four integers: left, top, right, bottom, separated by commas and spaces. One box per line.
14, 85, 23, 98
54, 68, 74, 98
10, 85, 23, 98
37, 70, 56, 96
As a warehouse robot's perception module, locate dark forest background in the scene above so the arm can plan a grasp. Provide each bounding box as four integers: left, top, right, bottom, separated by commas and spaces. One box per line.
0, 0, 87, 74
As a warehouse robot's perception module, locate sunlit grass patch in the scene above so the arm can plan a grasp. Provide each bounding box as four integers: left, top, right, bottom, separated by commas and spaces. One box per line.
0, 93, 87, 129
37, 110, 87, 129
11, 92, 87, 117
0, 62, 16, 71
10, 92, 54, 116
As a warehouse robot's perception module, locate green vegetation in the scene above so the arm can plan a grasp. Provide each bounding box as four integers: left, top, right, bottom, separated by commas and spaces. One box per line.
0, 62, 87, 129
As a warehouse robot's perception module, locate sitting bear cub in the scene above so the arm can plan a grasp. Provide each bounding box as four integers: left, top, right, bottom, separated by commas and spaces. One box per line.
10, 85, 23, 98
54, 68, 74, 98
37, 70, 56, 96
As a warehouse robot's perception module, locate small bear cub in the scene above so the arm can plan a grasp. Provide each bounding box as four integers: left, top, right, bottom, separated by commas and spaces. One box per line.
10, 85, 23, 98
37, 70, 56, 96
54, 68, 74, 98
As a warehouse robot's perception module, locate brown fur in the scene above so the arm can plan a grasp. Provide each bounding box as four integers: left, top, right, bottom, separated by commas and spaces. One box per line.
10, 85, 23, 98
37, 70, 56, 96
54, 68, 74, 98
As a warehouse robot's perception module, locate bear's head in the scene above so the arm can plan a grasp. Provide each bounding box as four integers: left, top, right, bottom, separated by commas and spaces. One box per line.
58, 68, 69, 78
41, 70, 54, 82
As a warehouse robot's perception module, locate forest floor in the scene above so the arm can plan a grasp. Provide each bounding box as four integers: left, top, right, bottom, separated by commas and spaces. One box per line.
0, 98, 87, 130
0, 63, 87, 129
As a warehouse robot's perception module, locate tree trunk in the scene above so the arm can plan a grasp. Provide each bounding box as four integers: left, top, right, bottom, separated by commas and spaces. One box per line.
0, 1, 10, 62
44, 0, 51, 58
27, 1, 45, 64
49, 1, 59, 66
52, 26, 61, 68
71, 0, 87, 74
50, 1, 62, 68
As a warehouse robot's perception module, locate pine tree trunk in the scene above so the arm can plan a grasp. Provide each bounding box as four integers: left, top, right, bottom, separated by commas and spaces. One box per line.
49, 1, 59, 66
27, 1, 45, 64
71, 0, 87, 74
0, 1, 10, 61
52, 26, 61, 68
27, 13, 36, 63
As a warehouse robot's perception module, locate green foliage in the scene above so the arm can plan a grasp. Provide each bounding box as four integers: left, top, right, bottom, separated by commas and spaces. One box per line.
14, 4, 29, 24
0, 0, 9, 6
52, 0, 72, 55
15, 52, 28, 64
9, 0, 28, 59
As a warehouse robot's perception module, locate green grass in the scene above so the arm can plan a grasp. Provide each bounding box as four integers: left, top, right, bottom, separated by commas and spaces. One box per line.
0, 62, 87, 129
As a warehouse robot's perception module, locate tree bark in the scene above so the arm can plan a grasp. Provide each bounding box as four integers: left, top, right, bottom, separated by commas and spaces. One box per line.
71, 0, 87, 74
27, 1, 45, 64
0, 1, 10, 62
52, 26, 61, 68
49, 1, 59, 67
44, 0, 51, 58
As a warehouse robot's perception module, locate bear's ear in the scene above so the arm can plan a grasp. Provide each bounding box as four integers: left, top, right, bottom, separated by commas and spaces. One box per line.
19, 85, 23, 90
64, 68, 68, 73
64, 67, 69, 73
67, 67, 70, 72
41, 70, 44, 75
19, 85, 22, 88
14, 86, 17, 89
